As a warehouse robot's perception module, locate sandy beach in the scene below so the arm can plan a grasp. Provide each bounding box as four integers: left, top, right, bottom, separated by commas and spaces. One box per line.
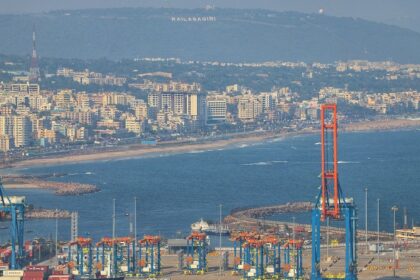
7, 131, 290, 169
342, 118, 420, 132
3, 118, 420, 170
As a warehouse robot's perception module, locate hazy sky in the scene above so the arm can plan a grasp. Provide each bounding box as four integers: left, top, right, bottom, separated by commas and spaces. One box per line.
2, 0, 420, 31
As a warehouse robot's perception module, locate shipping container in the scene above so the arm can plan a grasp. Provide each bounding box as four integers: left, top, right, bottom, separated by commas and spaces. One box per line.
23, 277, 44, 280
3, 270, 24, 277
23, 271, 45, 279
24, 241, 32, 252
23, 271, 44, 275
24, 266, 49, 273
23, 272, 45, 280
48, 276, 71, 280
0, 276, 22, 280
0, 249, 12, 258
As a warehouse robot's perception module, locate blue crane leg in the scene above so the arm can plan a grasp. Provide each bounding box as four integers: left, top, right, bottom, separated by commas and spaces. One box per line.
311, 208, 321, 280
10, 206, 16, 269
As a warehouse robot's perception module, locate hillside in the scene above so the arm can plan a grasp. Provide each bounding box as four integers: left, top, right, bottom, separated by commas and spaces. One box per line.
1, 8, 420, 63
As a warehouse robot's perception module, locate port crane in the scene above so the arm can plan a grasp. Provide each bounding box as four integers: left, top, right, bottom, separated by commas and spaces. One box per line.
68, 237, 93, 276
283, 239, 304, 278
184, 231, 207, 275
0, 177, 26, 269
311, 104, 357, 280
138, 235, 161, 277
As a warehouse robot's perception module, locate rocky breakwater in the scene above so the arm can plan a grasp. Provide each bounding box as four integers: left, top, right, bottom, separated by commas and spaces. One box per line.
224, 201, 392, 239
25, 208, 72, 219
1, 208, 72, 220
224, 201, 313, 229
3, 177, 99, 196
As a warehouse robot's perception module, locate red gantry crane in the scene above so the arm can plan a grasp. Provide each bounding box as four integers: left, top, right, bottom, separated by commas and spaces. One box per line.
320, 104, 341, 221
311, 104, 357, 280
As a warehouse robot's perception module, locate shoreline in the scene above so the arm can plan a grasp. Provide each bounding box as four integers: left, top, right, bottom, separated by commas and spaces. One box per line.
2, 118, 420, 171
4, 131, 294, 169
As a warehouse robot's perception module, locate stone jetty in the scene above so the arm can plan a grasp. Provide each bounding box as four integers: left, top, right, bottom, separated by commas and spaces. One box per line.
3, 177, 99, 196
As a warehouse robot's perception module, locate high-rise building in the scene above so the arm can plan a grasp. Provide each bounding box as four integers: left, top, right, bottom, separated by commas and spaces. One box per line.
0, 115, 14, 136
0, 83, 40, 94
258, 93, 275, 113
76, 127, 87, 140
55, 90, 74, 109
148, 92, 161, 108
147, 91, 206, 123
173, 93, 186, 115
125, 117, 142, 135
77, 93, 91, 108
238, 95, 262, 122
134, 102, 148, 120
0, 135, 12, 152
186, 93, 207, 123
161, 92, 173, 113
206, 97, 227, 123
13, 116, 32, 147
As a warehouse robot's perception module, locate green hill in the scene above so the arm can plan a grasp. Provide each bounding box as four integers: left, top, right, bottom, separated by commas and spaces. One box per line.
1, 8, 420, 63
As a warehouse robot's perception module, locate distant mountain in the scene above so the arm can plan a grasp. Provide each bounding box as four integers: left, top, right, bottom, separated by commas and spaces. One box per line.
1, 8, 420, 63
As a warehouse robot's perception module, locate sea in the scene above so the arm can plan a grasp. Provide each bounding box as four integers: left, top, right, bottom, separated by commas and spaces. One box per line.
0, 129, 419, 244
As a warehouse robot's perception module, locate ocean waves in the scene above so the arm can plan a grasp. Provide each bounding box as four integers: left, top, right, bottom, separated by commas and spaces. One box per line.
241, 160, 288, 166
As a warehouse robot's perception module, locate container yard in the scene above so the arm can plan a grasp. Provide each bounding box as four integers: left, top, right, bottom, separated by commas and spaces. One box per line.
0, 241, 419, 280
0, 104, 419, 279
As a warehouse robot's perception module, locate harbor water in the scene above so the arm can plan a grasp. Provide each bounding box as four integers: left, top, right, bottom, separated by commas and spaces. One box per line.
0, 129, 419, 243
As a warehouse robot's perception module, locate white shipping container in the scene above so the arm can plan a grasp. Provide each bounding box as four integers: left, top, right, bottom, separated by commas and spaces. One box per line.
288, 268, 296, 277
0, 276, 22, 280
4, 196, 26, 205
3, 270, 24, 277
266, 266, 274, 273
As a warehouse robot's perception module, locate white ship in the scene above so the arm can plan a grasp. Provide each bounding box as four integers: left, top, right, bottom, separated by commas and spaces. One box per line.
191, 219, 230, 235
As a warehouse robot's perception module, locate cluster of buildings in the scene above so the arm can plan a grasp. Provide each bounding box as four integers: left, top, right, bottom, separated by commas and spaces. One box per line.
0, 81, 207, 152
136, 58, 420, 80
1, 76, 419, 153
129, 80, 201, 92
335, 60, 420, 76
1, 54, 420, 154
319, 87, 420, 114
1, 29, 417, 155
57, 68, 127, 86
206, 87, 319, 124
